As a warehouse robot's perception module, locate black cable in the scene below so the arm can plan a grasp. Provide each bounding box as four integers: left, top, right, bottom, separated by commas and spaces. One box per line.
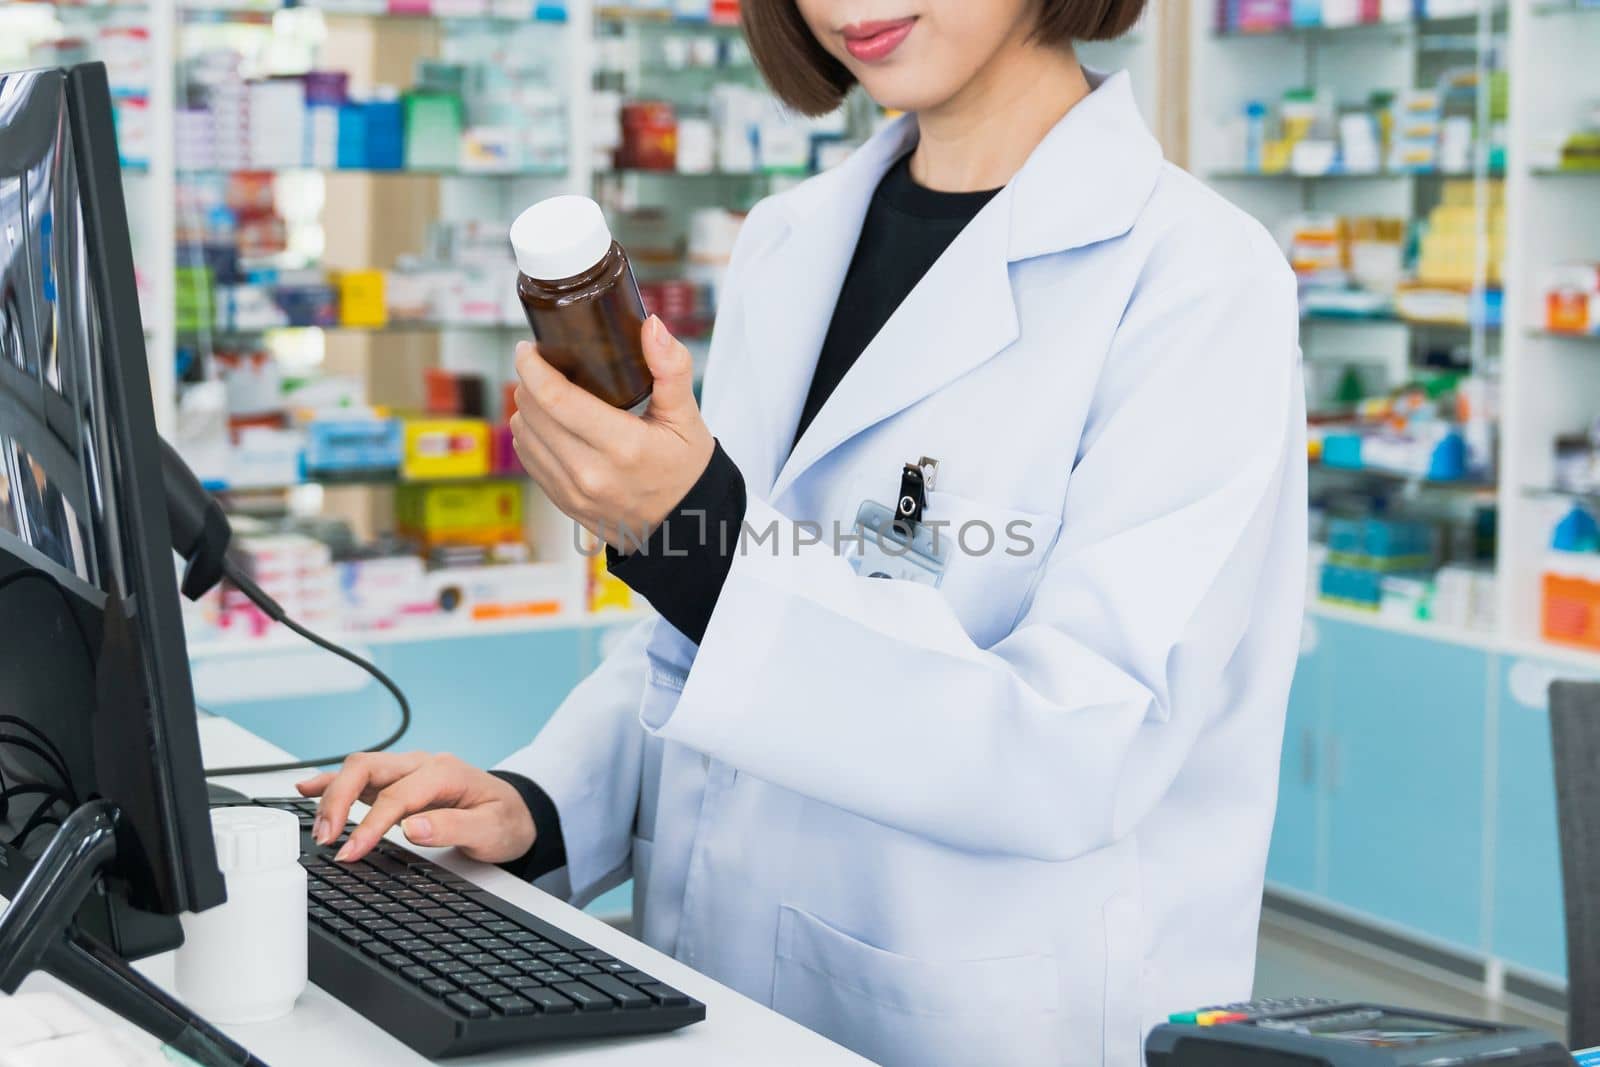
10, 809, 63, 850
0, 716, 75, 790
203, 561, 411, 777
6, 784, 72, 850
1, 782, 73, 808
0, 734, 77, 802
0, 569, 92, 804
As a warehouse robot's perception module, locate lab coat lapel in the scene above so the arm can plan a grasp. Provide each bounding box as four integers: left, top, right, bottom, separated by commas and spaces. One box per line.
772, 196, 1018, 504
767, 69, 1163, 504
736, 117, 918, 496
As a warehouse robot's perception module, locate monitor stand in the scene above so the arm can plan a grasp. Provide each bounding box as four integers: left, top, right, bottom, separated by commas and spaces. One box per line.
0, 800, 268, 1066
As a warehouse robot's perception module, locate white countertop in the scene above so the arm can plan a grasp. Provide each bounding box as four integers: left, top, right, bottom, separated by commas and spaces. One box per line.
11, 716, 867, 1066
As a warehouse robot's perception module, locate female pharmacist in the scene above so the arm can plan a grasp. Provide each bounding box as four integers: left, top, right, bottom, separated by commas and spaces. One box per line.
301, 2, 1308, 1063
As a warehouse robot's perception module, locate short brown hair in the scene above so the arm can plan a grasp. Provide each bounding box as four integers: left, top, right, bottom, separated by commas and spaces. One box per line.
742, 0, 1148, 116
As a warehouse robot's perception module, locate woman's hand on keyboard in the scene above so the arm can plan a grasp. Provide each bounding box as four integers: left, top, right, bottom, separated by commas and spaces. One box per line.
296, 752, 537, 865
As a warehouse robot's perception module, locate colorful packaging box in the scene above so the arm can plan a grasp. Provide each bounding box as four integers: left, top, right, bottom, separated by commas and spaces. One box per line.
396, 482, 524, 548
402, 418, 490, 480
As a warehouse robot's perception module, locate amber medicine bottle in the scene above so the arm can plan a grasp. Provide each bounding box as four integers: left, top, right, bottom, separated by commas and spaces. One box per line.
511, 195, 652, 409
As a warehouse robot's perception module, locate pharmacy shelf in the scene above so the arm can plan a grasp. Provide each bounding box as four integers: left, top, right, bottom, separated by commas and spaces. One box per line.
593, 7, 738, 28
186, 605, 654, 659
1208, 167, 1507, 181
600, 167, 802, 180
1306, 597, 1498, 653
1212, 10, 1499, 41
1522, 485, 1600, 505
1527, 328, 1600, 343
1309, 462, 1498, 495
178, 321, 521, 339
1530, 1, 1600, 14
173, 165, 567, 179
1301, 308, 1500, 331
213, 472, 526, 493
1308, 597, 1600, 669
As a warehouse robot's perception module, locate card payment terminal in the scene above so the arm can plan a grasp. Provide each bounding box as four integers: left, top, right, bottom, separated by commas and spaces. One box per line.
1145, 1000, 1574, 1066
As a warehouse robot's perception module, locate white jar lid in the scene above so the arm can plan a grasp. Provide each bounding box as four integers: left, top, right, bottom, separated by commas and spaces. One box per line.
510, 195, 613, 281
209, 806, 301, 874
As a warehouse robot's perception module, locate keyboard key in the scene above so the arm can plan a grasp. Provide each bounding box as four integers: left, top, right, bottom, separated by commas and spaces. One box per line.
637, 983, 692, 1007
379, 953, 411, 971
481, 920, 521, 935
359, 940, 390, 959
539, 952, 580, 967
597, 959, 631, 974
420, 907, 454, 921
337, 928, 372, 947
480, 964, 519, 979
420, 978, 457, 998
554, 982, 613, 1012
561, 964, 600, 977
504, 976, 544, 991
493, 948, 534, 962
586, 975, 651, 1009
461, 953, 498, 967
412, 950, 451, 965
576, 949, 613, 962
488, 995, 537, 1016
470, 936, 512, 951
465, 982, 512, 999
391, 938, 429, 953
445, 993, 491, 1020
530, 970, 566, 984
524, 988, 576, 1015
432, 960, 473, 976
400, 965, 432, 983
503, 932, 548, 947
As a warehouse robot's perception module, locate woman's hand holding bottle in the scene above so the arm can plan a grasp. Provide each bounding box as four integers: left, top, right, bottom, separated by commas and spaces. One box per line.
510, 314, 714, 551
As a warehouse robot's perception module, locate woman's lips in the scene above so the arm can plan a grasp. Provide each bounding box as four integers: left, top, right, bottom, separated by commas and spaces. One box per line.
841, 17, 916, 62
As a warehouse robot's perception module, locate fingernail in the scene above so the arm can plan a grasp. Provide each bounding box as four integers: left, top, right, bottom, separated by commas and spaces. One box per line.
313, 816, 330, 844
334, 840, 357, 863
403, 816, 432, 842
649, 314, 666, 345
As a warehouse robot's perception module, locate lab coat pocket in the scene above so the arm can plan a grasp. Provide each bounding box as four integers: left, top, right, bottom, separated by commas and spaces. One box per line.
772, 906, 1062, 1067
921, 490, 1061, 649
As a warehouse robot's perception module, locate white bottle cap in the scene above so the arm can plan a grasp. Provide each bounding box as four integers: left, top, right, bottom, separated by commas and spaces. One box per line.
510, 195, 614, 281
209, 806, 300, 874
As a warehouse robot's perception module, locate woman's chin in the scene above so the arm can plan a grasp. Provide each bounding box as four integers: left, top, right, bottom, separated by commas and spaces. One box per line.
854, 73, 962, 117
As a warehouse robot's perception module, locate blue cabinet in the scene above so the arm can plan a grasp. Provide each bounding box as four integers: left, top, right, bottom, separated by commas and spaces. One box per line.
203, 627, 593, 768
1266, 618, 1327, 894
1491, 657, 1590, 980
1320, 620, 1488, 952
197, 620, 642, 917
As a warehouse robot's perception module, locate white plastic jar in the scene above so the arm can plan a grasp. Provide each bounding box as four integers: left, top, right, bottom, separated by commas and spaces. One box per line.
174, 806, 307, 1023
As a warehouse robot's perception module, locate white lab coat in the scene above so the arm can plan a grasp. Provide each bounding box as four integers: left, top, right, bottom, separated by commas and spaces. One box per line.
500, 70, 1306, 1066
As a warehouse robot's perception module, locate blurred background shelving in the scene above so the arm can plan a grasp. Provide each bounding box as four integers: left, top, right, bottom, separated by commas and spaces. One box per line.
6, 0, 1600, 980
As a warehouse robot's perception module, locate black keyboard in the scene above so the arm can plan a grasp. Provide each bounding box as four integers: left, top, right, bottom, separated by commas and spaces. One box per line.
226, 797, 704, 1059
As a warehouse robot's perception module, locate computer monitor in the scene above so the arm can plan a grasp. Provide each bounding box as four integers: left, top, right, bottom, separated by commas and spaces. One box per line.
0, 61, 225, 955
